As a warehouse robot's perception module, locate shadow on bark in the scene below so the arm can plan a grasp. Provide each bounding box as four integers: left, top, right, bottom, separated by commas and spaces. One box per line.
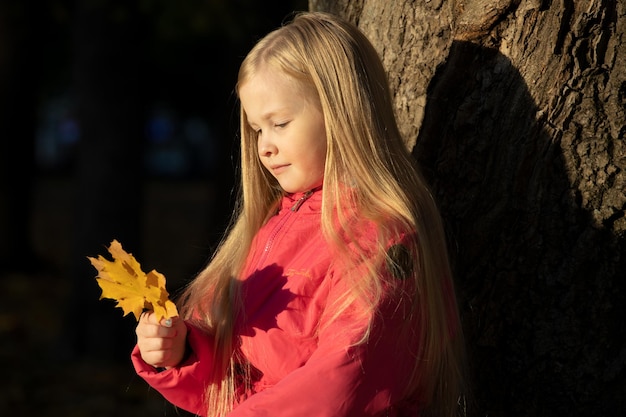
414, 40, 626, 417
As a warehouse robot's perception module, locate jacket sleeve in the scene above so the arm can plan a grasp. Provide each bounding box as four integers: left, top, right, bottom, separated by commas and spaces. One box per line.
131, 322, 217, 416
227, 276, 422, 417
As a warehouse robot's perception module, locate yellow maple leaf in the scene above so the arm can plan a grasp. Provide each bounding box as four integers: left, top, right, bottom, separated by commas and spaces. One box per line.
88, 240, 179, 322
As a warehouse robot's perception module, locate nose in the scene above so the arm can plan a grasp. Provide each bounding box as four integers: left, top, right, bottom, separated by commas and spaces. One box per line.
258, 131, 277, 157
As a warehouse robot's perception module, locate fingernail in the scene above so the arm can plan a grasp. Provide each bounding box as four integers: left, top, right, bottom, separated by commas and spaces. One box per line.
164, 318, 172, 327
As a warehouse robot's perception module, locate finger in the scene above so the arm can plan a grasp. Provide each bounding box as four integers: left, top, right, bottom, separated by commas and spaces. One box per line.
160, 315, 182, 328
137, 323, 177, 338
140, 311, 163, 325
139, 347, 172, 367
137, 317, 174, 336
139, 335, 175, 352
142, 311, 179, 327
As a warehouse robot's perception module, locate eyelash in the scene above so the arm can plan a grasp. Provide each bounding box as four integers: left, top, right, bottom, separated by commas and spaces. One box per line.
253, 122, 289, 134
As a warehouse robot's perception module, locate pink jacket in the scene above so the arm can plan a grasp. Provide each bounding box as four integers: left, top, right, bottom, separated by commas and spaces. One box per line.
132, 189, 425, 416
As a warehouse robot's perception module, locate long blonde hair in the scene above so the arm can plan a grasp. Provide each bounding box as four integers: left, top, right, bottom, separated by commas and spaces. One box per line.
177, 11, 466, 417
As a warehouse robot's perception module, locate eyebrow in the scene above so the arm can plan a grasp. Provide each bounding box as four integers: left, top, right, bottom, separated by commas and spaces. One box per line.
246, 108, 291, 126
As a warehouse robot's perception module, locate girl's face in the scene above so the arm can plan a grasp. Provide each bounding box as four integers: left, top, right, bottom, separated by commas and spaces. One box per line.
239, 69, 327, 194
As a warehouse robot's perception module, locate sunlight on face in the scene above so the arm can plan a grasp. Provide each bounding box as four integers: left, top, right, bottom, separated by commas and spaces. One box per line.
239, 69, 327, 194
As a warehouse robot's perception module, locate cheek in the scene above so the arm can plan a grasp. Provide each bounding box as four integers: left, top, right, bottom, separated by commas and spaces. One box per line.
318, 146, 327, 169
311, 146, 327, 177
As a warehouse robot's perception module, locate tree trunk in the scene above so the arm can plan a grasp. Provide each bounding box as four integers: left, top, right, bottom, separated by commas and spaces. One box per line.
310, 1, 626, 416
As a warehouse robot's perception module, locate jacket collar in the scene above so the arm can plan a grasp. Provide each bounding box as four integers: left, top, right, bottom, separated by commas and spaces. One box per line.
281, 186, 323, 212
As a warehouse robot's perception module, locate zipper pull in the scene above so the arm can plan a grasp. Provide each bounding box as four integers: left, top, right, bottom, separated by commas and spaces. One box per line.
291, 190, 314, 212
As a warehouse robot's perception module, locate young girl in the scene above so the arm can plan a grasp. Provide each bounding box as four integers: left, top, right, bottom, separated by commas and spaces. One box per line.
133, 11, 466, 417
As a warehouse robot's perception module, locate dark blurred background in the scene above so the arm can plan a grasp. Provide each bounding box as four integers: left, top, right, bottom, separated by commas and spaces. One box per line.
0, 1, 307, 415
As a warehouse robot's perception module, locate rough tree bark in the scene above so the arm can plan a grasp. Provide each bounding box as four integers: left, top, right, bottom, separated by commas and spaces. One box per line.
310, 1, 625, 416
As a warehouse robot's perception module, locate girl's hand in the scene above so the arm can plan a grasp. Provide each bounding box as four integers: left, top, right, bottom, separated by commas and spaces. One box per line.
136, 311, 188, 369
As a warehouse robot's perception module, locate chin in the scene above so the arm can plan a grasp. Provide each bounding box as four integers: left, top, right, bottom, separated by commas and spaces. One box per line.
279, 180, 322, 194
280, 185, 308, 194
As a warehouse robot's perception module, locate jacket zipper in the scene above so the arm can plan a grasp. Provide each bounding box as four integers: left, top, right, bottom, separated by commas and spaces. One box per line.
290, 189, 314, 212
258, 190, 315, 267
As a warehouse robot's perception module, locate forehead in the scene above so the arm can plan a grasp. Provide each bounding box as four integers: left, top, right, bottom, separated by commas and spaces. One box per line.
239, 70, 310, 120
240, 67, 301, 98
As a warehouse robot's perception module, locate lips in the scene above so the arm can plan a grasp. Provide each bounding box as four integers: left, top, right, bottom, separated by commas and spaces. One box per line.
270, 164, 289, 175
